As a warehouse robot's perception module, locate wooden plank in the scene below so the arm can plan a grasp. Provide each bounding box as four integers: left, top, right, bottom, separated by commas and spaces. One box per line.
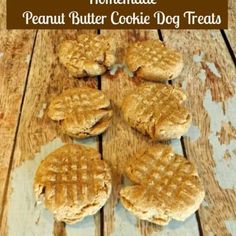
225, 0, 236, 55
0, 30, 101, 236
161, 29, 236, 235
101, 30, 200, 236
0, 0, 6, 28
0, 30, 36, 214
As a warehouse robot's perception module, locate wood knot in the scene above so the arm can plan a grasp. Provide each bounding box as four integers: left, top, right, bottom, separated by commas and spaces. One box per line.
0, 112, 4, 119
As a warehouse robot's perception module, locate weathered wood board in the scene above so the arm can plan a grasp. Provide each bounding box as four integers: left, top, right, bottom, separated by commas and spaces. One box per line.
0, 30, 101, 236
225, 0, 236, 56
101, 30, 200, 236
161, 29, 236, 235
0, 0, 6, 28
0, 12, 235, 236
0, 30, 36, 214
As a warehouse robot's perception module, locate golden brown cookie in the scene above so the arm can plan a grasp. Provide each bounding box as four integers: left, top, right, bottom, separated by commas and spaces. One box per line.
48, 87, 113, 138
58, 34, 117, 77
120, 144, 205, 225
122, 83, 191, 141
126, 39, 183, 81
34, 144, 112, 224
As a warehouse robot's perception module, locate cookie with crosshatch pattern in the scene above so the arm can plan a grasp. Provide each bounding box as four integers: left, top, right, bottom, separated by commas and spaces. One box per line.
34, 144, 112, 224
126, 39, 183, 81
120, 144, 205, 225
58, 34, 117, 77
47, 87, 113, 138
121, 83, 191, 141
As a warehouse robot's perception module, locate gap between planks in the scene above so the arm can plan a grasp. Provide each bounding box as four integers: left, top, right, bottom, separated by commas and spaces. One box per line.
222, 0, 236, 66
0, 29, 211, 236
160, 26, 236, 236
224, 0, 236, 57
0, 30, 38, 225
159, 28, 204, 236
220, 30, 236, 66
161, 29, 236, 235
100, 29, 201, 236
97, 28, 105, 236
1, 30, 101, 236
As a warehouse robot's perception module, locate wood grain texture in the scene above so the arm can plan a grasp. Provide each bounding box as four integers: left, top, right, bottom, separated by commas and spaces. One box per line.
0, 0, 6, 28
101, 30, 158, 236
225, 0, 236, 55
101, 30, 200, 236
1, 28, 235, 236
0, 30, 36, 214
161, 29, 236, 235
0, 30, 101, 236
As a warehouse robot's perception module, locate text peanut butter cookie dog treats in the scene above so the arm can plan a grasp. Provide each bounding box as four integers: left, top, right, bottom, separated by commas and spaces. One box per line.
120, 144, 205, 225
58, 34, 117, 77
122, 83, 191, 141
126, 39, 183, 81
34, 144, 112, 224
48, 87, 113, 138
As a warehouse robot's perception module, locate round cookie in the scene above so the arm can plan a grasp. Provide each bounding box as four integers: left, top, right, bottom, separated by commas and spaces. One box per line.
58, 34, 117, 77
34, 144, 112, 224
120, 144, 205, 225
48, 87, 113, 138
122, 83, 191, 141
126, 39, 183, 81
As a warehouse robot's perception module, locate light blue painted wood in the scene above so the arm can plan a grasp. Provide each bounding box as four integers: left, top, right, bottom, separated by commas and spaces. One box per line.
8, 138, 63, 236
108, 139, 200, 236
66, 216, 97, 236
151, 215, 199, 236
203, 90, 236, 189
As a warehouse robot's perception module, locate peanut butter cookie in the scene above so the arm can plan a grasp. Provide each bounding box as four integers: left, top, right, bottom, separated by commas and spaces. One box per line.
58, 34, 117, 77
48, 87, 113, 138
120, 144, 205, 225
34, 144, 112, 224
122, 83, 191, 141
126, 39, 183, 81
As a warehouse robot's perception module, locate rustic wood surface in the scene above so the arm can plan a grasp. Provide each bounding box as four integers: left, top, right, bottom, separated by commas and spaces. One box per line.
0, 30, 101, 236
161, 29, 236, 235
225, 0, 236, 55
0, 0, 6, 28
0, 3, 236, 236
101, 29, 200, 236
101, 30, 160, 236
0, 30, 36, 214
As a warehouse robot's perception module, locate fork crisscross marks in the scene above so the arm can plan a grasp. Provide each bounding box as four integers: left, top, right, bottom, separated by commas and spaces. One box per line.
40, 154, 104, 205
122, 83, 191, 140
154, 155, 197, 198
130, 41, 175, 69
48, 87, 113, 138
127, 145, 198, 198
48, 87, 111, 120
126, 145, 173, 184
121, 144, 205, 225
34, 144, 112, 224
58, 34, 117, 77
75, 34, 112, 61
124, 84, 173, 127
126, 39, 183, 81
140, 85, 183, 126
145, 85, 188, 128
